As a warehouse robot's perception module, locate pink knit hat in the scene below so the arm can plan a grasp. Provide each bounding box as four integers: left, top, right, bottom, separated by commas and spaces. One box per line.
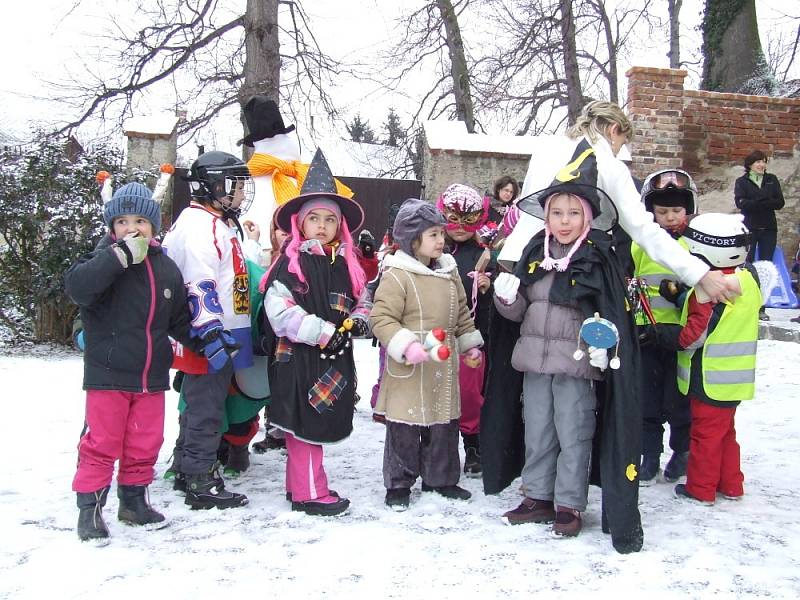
540, 193, 593, 272
297, 197, 341, 228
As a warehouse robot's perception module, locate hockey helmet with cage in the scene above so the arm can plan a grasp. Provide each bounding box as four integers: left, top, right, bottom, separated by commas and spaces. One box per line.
640, 168, 697, 214
186, 151, 254, 217
681, 213, 750, 269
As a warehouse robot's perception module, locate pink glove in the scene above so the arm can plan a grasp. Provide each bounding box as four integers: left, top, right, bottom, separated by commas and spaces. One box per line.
463, 347, 483, 368
404, 341, 430, 365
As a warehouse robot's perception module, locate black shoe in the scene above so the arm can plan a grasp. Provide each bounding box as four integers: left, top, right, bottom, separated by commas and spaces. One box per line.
385, 488, 411, 510
117, 485, 166, 526
252, 434, 286, 453
421, 483, 471, 500
287, 489, 339, 504
664, 451, 689, 482
639, 454, 660, 486
463, 447, 482, 478
172, 471, 187, 493
185, 464, 249, 510
292, 496, 350, 516
759, 308, 770, 321
673, 483, 714, 506
76, 487, 110, 541
223, 443, 250, 476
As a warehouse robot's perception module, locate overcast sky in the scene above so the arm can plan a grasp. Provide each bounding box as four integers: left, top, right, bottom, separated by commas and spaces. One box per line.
0, 0, 795, 152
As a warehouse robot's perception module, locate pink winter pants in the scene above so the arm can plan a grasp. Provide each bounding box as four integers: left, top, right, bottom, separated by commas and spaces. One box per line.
285, 433, 336, 503
72, 390, 166, 493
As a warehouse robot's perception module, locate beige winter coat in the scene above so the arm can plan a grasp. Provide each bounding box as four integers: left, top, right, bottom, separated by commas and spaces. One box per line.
370, 251, 484, 426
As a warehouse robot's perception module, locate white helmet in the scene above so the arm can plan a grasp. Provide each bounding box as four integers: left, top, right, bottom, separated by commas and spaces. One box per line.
682, 213, 750, 269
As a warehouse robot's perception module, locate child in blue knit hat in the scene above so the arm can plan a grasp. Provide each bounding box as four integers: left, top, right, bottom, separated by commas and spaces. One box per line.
65, 175, 198, 543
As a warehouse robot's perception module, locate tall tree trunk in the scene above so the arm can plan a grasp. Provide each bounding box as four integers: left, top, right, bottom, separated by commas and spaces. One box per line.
239, 0, 281, 141
701, 0, 766, 92
560, 0, 583, 123
596, 2, 619, 103
668, 0, 683, 68
436, 0, 476, 133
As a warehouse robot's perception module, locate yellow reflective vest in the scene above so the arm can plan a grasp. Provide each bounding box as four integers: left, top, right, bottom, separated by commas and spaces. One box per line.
630, 239, 689, 326
676, 269, 760, 402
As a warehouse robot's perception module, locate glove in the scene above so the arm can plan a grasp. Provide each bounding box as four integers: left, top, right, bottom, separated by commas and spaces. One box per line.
588, 346, 608, 371
638, 326, 656, 348
321, 329, 350, 357
199, 322, 240, 370
113, 234, 149, 268
404, 341, 429, 365
639, 324, 684, 352
349, 317, 370, 338
463, 347, 483, 368
494, 273, 520, 305
658, 279, 689, 308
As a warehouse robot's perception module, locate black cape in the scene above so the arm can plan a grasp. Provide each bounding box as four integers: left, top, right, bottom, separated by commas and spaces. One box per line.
480, 228, 644, 554
261, 251, 357, 444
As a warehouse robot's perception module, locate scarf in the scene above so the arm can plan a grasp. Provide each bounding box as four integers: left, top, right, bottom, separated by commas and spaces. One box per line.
247, 153, 353, 206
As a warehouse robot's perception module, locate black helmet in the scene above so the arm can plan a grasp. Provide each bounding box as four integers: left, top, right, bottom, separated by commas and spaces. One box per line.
186, 151, 254, 217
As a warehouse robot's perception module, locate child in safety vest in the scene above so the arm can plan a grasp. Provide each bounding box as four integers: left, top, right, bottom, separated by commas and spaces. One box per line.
644, 213, 765, 505
631, 169, 697, 485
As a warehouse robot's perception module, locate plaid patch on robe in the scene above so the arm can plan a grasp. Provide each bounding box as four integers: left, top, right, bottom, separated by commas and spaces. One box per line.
308, 366, 347, 414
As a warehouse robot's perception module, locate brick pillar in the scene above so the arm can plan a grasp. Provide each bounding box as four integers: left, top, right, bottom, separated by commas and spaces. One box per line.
626, 67, 687, 180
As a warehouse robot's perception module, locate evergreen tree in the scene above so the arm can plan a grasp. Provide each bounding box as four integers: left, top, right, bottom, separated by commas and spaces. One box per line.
346, 115, 376, 144
383, 108, 405, 147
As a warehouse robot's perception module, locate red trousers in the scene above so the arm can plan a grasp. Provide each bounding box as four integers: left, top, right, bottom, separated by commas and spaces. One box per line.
73, 390, 165, 493
685, 396, 744, 502
458, 352, 485, 436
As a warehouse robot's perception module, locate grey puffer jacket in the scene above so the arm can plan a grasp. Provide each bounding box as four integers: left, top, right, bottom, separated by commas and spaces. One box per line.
493, 243, 602, 381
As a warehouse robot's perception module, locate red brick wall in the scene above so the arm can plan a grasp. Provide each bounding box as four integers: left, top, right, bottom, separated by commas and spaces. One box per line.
625, 66, 800, 179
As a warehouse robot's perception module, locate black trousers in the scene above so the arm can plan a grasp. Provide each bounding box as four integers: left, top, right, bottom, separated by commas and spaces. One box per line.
383, 419, 461, 490
639, 344, 690, 456
747, 228, 777, 263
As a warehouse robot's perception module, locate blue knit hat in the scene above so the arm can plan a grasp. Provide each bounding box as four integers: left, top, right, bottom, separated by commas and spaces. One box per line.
103, 182, 162, 232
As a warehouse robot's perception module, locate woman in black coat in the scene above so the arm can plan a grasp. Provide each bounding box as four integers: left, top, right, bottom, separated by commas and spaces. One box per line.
734, 149, 785, 264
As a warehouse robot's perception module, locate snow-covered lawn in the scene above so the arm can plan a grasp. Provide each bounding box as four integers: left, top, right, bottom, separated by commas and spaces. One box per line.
2, 338, 799, 599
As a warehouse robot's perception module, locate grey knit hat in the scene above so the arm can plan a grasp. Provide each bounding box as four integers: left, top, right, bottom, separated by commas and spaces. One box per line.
103, 182, 162, 232
392, 198, 446, 255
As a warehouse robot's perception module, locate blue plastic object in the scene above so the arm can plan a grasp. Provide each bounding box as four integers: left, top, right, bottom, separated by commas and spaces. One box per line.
756, 247, 799, 309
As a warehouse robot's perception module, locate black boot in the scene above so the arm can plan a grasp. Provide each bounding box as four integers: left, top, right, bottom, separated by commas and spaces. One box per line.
76, 487, 110, 541
223, 443, 250, 477
664, 451, 689, 482
421, 483, 472, 500
185, 463, 249, 510
252, 433, 286, 453
639, 454, 660, 486
462, 433, 482, 478
164, 454, 186, 493
117, 485, 166, 526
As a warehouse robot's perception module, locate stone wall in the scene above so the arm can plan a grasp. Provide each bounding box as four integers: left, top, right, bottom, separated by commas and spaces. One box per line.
626, 67, 800, 263
421, 140, 528, 201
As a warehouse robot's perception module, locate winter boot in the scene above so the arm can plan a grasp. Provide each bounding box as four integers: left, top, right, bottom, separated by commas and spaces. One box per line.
184, 463, 249, 510
117, 485, 166, 527
252, 433, 286, 453
503, 498, 556, 525
759, 307, 770, 321
639, 454, 660, 486
552, 507, 582, 537
421, 483, 471, 501
292, 494, 351, 517
163, 454, 186, 493
223, 442, 250, 477
462, 433, 482, 478
673, 483, 714, 506
663, 451, 689, 483
385, 488, 411, 511
76, 487, 110, 542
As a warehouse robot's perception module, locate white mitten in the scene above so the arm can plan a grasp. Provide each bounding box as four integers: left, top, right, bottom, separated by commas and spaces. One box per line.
588, 346, 609, 371
494, 273, 520, 305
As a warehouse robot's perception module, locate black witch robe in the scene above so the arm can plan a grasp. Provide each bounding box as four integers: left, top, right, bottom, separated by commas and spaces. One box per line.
480, 228, 644, 554
262, 251, 358, 444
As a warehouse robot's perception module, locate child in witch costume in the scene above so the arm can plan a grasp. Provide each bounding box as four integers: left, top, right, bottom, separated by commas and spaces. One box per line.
632, 169, 698, 485
436, 184, 495, 477
370, 199, 484, 510
261, 149, 370, 517
643, 213, 768, 506
162, 151, 255, 510
65, 173, 196, 542
490, 145, 643, 551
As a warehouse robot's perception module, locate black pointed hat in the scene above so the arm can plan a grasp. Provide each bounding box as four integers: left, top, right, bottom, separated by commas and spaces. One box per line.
237, 96, 296, 147
517, 139, 617, 231
274, 148, 364, 232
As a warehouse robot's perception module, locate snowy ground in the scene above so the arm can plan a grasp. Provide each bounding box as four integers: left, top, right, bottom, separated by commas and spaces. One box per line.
2, 333, 800, 599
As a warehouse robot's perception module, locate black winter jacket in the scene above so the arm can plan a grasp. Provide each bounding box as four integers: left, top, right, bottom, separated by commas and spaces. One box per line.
65, 235, 196, 392
734, 172, 784, 230
448, 238, 495, 340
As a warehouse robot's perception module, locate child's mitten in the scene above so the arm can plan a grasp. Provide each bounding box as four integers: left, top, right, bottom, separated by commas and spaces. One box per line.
199, 321, 240, 370
588, 346, 608, 371
463, 347, 483, 368
404, 341, 429, 365
113, 234, 149, 268
494, 273, 520, 305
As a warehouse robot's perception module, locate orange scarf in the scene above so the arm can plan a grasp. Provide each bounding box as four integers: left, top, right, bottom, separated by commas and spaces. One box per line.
247, 153, 353, 206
